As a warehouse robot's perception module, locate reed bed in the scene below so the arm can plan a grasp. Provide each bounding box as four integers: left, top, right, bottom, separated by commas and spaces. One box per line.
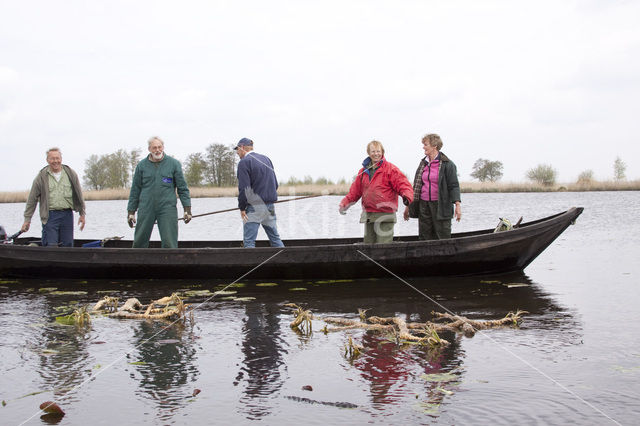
1, 180, 638, 203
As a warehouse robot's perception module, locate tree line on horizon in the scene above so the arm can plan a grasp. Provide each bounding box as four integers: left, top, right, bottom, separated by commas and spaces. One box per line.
82, 147, 629, 190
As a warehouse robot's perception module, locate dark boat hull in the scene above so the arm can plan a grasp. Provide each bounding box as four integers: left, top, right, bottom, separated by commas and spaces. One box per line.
0, 208, 583, 279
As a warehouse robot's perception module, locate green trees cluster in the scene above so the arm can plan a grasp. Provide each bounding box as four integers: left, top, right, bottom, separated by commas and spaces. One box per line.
183, 143, 237, 187
83, 149, 141, 190
526, 164, 557, 186
470, 159, 504, 182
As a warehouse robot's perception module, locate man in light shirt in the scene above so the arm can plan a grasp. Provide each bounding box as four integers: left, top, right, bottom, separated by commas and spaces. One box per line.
22, 147, 86, 247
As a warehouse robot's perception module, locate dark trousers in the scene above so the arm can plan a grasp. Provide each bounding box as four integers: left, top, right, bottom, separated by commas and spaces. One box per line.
42, 209, 74, 247
418, 200, 451, 240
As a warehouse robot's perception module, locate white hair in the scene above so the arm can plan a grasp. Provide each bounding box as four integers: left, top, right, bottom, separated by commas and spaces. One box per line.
46, 147, 61, 157
147, 136, 164, 148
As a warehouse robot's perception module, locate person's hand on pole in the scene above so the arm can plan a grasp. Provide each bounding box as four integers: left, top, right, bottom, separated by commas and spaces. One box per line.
183, 206, 192, 224
78, 215, 86, 231
240, 210, 248, 223
21, 221, 30, 233
127, 211, 136, 228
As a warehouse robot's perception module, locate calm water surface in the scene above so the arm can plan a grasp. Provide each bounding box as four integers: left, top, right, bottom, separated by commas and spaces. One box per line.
1, 192, 639, 425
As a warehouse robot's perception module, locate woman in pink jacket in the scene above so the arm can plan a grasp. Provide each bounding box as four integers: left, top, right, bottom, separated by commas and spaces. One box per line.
339, 140, 413, 243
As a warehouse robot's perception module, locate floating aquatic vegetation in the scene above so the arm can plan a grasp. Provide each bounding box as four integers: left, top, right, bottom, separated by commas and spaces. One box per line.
182, 289, 213, 297
0, 280, 19, 284
480, 280, 501, 284
289, 287, 308, 291
420, 372, 459, 383
503, 283, 529, 288
344, 336, 363, 361
256, 282, 278, 287
128, 361, 147, 365
285, 303, 313, 334
55, 306, 91, 326
228, 283, 246, 288
232, 297, 256, 302
314, 279, 354, 284
38, 287, 57, 293
92, 293, 194, 323
214, 290, 237, 296
50, 291, 88, 296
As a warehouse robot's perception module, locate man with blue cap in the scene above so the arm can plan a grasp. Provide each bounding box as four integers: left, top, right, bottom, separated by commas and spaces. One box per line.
234, 137, 284, 248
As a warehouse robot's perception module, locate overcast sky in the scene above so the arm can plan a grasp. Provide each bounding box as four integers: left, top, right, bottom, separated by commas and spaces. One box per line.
1, 0, 639, 192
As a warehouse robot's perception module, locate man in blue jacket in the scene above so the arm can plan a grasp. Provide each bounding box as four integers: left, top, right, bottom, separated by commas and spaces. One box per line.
235, 138, 284, 248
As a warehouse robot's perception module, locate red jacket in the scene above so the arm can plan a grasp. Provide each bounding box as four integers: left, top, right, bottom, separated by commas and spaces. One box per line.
340, 157, 414, 213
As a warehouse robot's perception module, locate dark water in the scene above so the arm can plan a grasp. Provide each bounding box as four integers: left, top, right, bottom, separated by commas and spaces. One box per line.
1, 192, 639, 425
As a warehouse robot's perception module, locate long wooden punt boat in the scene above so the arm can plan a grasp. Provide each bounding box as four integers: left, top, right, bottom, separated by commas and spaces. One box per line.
0, 207, 583, 280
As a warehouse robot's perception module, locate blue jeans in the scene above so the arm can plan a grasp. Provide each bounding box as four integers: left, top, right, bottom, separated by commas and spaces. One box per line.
42, 209, 74, 247
243, 204, 284, 248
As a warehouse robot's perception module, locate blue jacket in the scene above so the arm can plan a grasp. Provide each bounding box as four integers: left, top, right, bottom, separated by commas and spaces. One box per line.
237, 152, 279, 210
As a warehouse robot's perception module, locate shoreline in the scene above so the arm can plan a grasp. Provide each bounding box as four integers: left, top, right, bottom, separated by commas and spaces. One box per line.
1, 180, 638, 203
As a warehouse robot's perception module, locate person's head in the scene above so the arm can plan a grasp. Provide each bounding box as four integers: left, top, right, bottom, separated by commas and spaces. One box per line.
46, 147, 63, 173
148, 136, 165, 161
367, 140, 384, 163
422, 133, 442, 158
234, 137, 254, 159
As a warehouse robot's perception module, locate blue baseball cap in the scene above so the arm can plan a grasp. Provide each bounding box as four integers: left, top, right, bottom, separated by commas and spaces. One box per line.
234, 138, 253, 149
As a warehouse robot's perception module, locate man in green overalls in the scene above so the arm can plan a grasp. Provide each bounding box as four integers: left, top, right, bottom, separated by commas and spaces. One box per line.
127, 136, 192, 248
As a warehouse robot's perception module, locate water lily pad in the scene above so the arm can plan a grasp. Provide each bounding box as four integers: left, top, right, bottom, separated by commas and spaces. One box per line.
256, 282, 278, 287
214, 290, 237, 296
289, 287, 308, 291
228, 283, 246, 288
314, 279, 354, 284
50, 291, 88, 295
420, 372, 459, 383
183, 290, 213, 297
233, 297, 256, 302
503, 283, 529, 288
128, 361, 147, 365
38, 287, 58, 292
480, 280, 501, 284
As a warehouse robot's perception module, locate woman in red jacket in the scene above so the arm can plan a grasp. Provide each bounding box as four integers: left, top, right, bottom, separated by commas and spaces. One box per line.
339, 140, 413, 243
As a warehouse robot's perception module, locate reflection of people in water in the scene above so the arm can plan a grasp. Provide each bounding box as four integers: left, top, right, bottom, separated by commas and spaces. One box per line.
237, 303, 285, 420
132, 321, 199, 423
354, 332, 461, 405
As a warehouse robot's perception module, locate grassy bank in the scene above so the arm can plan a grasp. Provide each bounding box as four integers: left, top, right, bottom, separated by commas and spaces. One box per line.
1, 180, 638, 203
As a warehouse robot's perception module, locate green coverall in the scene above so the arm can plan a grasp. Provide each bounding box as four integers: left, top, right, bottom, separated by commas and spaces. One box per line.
127, 155, 191, 248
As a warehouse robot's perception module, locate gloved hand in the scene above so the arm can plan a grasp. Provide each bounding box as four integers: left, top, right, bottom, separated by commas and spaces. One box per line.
339, 206, 347, 215
127, 211, 136, 228
183, 206, 192, 224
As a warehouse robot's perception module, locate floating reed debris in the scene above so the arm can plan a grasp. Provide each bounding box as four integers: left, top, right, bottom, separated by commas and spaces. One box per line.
92, 293, 193, 323
286, 305, 528, 348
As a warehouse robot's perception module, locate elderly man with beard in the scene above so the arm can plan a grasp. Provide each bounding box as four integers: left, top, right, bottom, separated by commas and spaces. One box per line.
127, 136, 192, 248
21, 147, 86, 247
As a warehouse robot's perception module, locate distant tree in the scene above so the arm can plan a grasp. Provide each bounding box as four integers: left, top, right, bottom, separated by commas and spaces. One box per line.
526, 164, 557, 186
129, 148, 142, 185
314, 176, 334, 185
303, 175, 313, 185
614, 157, 626, 181
577, 170, 594, 185
470, 158, 504, 182
205, 143, 237, 186
83, 149, 131, 190
103, 149, 130, 188
286, 176, 302, 185
183, 152, 207, 186
83, 154, 109, 190
337, 177, 347, 185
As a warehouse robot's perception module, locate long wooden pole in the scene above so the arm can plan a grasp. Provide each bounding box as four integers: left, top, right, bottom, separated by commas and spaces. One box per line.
178, 194, 324, 221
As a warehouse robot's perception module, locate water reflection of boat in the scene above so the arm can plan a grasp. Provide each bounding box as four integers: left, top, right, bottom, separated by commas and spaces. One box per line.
0, 208, 582, 280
